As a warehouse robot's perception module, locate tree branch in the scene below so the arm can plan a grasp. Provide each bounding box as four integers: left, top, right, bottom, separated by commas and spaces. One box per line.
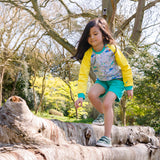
114, 0, 160, 38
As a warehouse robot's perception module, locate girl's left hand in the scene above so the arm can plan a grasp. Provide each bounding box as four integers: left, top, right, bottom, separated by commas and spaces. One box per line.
127, 90, 133, 99
75, 98, 83, 109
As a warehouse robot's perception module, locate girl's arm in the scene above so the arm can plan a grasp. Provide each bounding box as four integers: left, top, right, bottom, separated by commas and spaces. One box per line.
114, 47, 134, 99
77, 48, 92, 100
114, 47, 133, 89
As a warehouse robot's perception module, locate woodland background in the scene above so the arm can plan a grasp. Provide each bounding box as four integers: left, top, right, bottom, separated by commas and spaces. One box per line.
0, 0, 159, 135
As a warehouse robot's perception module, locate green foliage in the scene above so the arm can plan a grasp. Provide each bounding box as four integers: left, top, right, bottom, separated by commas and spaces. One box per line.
50, 52, 80, 81
127, 49, 160, 133
15, 77, 34, 109
150, 117, 160, 134
30, 74, 89, 117
131, 49, 159, 105
68, 107, 88, 119
126, 98, 147, 125
2, 62, 34, 109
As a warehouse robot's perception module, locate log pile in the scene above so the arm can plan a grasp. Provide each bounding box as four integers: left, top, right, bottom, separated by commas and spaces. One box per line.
0, 96, 159, 160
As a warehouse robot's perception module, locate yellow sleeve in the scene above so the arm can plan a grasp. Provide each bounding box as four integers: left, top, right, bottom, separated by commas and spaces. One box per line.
109, 45, 133, 87
77, 48, 92, 99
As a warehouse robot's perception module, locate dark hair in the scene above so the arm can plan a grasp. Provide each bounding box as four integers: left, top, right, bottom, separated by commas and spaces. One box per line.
73, 17, 115, 60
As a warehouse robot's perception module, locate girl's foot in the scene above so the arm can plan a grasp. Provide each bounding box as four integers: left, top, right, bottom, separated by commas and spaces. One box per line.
96, 136, 112, 147
92, 114, 104, 125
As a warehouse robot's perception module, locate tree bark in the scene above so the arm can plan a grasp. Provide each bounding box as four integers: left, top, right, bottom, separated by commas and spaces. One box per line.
102, 0, 120, 32
130, 0, 145, 44
36, 69, 47, 113
0, 96, 159, 160
120, 96, 127, 126
0, 67, 5, 107
124, 0, 146, 55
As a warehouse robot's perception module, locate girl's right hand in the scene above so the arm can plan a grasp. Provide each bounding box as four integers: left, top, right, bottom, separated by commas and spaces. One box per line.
75, 98, 83, 108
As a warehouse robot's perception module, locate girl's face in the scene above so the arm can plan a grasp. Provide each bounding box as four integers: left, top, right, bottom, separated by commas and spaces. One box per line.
88, 26, 104, 51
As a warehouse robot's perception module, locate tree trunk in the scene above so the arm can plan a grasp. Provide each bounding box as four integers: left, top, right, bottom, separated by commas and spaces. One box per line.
0, 67, 5, 107
0, 96, 159, 160
36, 70, 47, 113
32, 72, 38, 113
130, 0, 145, 44
120, 96, 127, 126
102, 0, 120, 32
10, 73, 19, 96
65, 81, 78, 119
124, 0, 146, 55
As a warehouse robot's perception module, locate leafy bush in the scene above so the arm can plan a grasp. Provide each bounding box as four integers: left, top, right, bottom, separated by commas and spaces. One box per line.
68, 107, 88, 119
150, 117, 160, 135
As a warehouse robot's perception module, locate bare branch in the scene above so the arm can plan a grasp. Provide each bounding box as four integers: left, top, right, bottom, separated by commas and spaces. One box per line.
59, 0, 72, 14
13, 21, 36, 51
51, 12, 97, 25
142, 22, 160, 30
0, 0, 35, 17
40, 0, 50, 8
68, 0, 83, 12
114, 0, 160, 38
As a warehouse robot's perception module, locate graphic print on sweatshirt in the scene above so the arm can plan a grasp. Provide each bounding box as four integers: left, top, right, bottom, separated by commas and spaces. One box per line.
91, 46, 122, 81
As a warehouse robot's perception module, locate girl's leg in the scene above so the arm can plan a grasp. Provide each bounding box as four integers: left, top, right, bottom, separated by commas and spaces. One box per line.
103, 91, 117, 138
88, 83, 105, 114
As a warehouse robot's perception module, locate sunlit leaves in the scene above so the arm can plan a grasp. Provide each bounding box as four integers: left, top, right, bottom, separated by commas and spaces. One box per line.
30, 74, 88, 117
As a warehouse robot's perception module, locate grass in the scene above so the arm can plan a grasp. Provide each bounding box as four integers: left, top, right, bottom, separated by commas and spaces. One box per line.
33, 111, 94, 124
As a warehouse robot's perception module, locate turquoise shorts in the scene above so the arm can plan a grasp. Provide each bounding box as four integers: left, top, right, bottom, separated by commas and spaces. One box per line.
95, 79, 125, 102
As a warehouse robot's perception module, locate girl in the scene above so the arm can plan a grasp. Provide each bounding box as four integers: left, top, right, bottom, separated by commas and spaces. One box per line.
74, 18, 133, 147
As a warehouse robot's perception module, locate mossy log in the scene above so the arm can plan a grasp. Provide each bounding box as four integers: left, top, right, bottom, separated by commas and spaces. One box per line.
0, 96, 159, 160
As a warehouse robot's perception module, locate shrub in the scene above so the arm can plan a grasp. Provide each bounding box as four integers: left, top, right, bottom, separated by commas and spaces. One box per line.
68, 107, 88, 119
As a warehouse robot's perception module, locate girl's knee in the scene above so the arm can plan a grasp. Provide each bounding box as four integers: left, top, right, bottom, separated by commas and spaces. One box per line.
88, 90, 97, 100
103, 101, 113, 111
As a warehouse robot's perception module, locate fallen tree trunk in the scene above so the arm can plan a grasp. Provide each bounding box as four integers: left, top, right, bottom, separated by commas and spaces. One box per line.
0, 96, 159, 160
0, 143, 159, 160
52, 119, 159, 147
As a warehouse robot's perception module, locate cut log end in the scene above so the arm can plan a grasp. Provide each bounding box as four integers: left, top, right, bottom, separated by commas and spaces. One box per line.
10, 96, 22, 103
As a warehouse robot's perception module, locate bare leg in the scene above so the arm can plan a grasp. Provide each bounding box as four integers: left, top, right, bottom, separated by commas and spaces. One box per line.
88, 83, 105, 114
103, 91, 116, 138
